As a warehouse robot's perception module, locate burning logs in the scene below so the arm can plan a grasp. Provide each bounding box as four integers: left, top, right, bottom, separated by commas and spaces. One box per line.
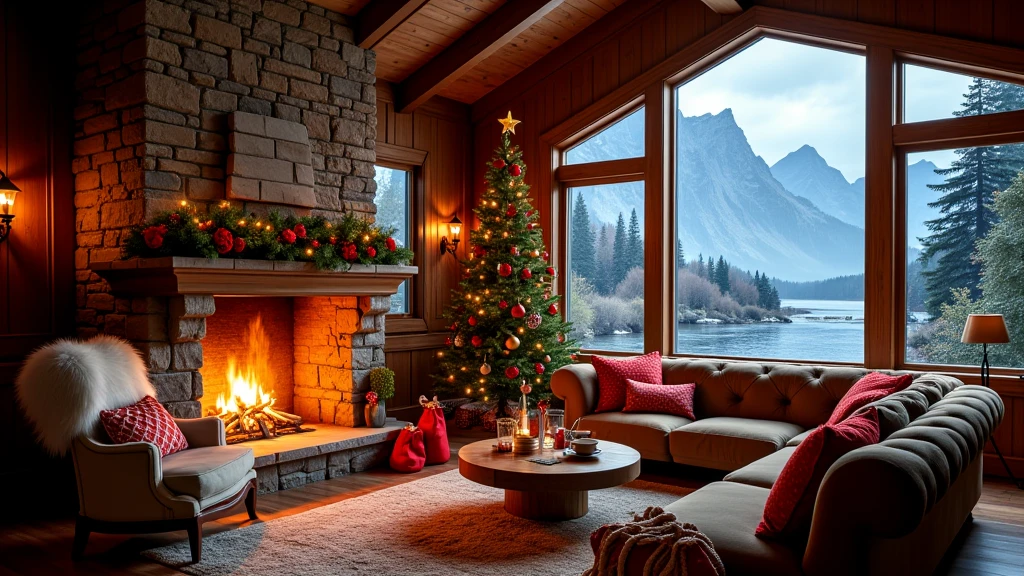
212, 398, 307, 443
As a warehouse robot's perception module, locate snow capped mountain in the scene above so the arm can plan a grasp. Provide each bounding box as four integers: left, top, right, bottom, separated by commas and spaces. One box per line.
770, 145, 864, 227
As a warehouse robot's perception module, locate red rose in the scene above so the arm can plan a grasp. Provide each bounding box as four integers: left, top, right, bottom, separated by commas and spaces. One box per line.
293, 224, 307, 238
510, 164, 522, 177
233, 237, 246, 253
142, 224, 167, 249
367, 246, 377, 258
213, 227, 233, 255
280, 229, 297, 244
386, 237, 397, 251
341, 242, 358, 261
365, 391, 379, 406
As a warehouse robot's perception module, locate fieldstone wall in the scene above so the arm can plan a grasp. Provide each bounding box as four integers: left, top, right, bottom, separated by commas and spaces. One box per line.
72, 0, 378, 414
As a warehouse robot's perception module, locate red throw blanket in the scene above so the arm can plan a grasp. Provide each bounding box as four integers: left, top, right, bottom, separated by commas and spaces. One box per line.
585, 507, 726, 576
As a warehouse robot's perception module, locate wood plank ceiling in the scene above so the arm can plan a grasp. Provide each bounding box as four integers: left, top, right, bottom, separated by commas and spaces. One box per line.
310, 0, 635, 110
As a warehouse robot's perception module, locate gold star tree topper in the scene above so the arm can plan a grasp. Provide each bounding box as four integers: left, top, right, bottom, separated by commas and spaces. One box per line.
498, 111, 521, 134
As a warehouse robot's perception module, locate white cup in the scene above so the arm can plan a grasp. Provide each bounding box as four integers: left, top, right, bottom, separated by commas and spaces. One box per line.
571, 438, 599, 455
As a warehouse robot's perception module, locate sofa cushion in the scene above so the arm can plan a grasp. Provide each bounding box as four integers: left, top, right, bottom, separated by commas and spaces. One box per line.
581, 412, 690, 461
623, 380, 696, 419
785, 429, 813, 447
828, 372, 912, 424
593, 352, 662, 413
664, 482, 803, 576
162, 445, 255, 502
101, 396, 189, 457
724, 447, 796, 489
670, 417, 804, 471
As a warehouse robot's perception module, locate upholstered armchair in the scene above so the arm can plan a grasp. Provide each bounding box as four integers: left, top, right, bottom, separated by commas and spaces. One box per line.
15, 335, 258, 563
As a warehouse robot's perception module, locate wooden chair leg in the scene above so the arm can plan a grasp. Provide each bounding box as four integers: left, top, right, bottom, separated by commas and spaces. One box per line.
72, 516, 90, 561
186, 517, 202, 563
244, 481, 258, 521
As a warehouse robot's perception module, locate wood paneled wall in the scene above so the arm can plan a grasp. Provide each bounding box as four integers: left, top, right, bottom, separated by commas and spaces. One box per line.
377, 82, 471, 416
0, 0, 77, 508
469, 0, 1024, 476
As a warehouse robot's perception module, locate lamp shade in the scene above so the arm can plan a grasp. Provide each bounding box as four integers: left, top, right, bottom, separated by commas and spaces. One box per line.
961, 314, 1010, 344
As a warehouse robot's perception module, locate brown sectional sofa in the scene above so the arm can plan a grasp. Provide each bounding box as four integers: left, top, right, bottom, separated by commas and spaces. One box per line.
551, 358, 1004, 576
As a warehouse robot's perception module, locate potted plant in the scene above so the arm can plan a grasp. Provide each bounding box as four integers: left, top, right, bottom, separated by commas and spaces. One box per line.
365, 367, 395, 428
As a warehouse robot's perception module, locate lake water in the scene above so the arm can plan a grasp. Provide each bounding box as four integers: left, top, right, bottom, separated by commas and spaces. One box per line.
580, 299, 865, 362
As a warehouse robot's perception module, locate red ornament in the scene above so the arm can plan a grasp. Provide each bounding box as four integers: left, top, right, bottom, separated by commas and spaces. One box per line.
542, 251, 550, 260
329, 236, 337, 245
527, 223, 537, 230
293, 224, 307, 239
468, 315, 478, 327
280, 229, 297, 244
445, 337, 453, 346
213, 227, 234, 255
506, 204, 517, 217
509, 246, 519, 256
505, 366, 520, 379
386, 237, 397, 251
233, 237, 246, 253
367, 246, 377, 257
492, 159, 506, 169
312, 240, 321, 249
471, 335, 483, 347
520, 268, 532, 280
450, 322, 459, 332
341, 242, 358, 261
142, 224, 167, 249
520, 382, 531, 394
498, 263, 512, 277
169, 213, 182, 225
534, 363, 545, 374
499, 300, 509, 309
511, 302, 526, 318
473, 245, 486, 257
526, 210, 534, 218
548, 304, 558, 315
510, 164, 522, 177
546, 267, 556, 276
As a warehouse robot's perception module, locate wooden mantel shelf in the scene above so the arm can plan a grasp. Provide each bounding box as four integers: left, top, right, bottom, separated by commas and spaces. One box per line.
90, 257, 418, 297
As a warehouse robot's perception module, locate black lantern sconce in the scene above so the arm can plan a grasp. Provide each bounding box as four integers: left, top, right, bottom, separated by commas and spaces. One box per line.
0, 170, 19, 245
439, 216, 462, 256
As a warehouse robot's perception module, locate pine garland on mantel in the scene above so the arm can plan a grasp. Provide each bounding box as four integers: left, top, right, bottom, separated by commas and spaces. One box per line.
122, 201, 414, 271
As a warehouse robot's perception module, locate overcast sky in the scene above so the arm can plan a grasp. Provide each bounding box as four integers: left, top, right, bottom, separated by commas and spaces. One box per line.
676, 38, 970, 181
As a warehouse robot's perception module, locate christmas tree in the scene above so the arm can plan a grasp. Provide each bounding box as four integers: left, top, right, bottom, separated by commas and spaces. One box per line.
433, 112, 578, 406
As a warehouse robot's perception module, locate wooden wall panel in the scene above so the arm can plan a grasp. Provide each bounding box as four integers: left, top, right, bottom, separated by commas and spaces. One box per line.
0, 0, 76, 512
471, 0, 1024, 478
377, 82, 471, 412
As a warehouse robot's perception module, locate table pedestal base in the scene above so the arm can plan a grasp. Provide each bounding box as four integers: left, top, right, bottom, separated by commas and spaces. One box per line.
504, 489, 588, 520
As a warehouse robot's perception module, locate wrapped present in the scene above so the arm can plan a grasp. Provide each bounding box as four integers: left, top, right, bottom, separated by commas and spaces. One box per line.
482, 400, 518, 432
454, 401, 494, 429
439, 397, 471, 418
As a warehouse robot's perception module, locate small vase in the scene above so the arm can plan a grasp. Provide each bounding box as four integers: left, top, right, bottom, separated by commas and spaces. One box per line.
365, 400, 386, 428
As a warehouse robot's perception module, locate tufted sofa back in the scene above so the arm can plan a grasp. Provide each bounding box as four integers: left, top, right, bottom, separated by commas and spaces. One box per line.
661, 359, 961, 432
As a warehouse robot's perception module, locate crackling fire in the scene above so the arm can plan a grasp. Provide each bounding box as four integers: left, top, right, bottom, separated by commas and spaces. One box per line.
210, 314, 306, 442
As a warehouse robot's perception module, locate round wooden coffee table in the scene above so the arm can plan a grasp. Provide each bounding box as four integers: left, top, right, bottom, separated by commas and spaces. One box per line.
459, 439, 641, 520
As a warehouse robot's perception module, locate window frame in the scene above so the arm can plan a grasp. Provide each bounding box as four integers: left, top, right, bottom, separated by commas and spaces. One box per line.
375, 142, 428, 333
536, 7, 1024, 385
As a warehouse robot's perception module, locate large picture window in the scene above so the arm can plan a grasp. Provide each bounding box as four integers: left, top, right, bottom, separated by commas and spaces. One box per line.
373, 165, 412, 314
673, 38, 866, 362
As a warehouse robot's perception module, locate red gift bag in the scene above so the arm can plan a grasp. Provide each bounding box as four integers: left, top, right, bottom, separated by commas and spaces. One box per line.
418, 396, 451, 465
389, 424, 425, 473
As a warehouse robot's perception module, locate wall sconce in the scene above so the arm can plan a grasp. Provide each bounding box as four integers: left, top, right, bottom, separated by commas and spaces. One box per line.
439, 216, 462, 256
0, 170, 19, 245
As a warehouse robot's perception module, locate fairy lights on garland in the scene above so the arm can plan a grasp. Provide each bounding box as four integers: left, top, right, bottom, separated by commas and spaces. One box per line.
122, 200, 413, 270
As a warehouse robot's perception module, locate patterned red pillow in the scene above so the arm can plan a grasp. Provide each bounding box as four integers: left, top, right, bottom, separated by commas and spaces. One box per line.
756, 407, 880, 541
623, 380, 696, 419
828, 372, 912, 425
592, 352, 662, 413
100, 395, 188, 457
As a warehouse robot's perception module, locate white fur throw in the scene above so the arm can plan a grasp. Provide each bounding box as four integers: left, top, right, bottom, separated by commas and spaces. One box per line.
15, 335, 155, 455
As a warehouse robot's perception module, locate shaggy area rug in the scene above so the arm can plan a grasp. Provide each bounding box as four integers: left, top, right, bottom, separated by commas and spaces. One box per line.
144, 469, 691, 576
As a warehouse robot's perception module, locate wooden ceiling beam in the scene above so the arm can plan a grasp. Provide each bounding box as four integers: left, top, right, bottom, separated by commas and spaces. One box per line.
355, 0, 430, 49
700, 0, 744, 14
396, 0, 563, 113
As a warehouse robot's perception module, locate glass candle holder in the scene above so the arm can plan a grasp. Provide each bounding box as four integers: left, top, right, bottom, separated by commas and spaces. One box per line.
544, 409, 564, 449
496, 418, 516, 453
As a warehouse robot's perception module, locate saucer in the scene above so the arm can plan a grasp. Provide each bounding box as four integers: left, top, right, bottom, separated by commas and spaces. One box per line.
563, 448, 602, 458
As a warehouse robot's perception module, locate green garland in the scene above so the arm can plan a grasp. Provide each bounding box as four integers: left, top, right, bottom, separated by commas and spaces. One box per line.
123, 201, 414, 270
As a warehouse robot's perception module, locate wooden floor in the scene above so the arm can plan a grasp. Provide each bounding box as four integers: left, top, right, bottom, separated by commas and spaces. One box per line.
1, 429, 1022, 575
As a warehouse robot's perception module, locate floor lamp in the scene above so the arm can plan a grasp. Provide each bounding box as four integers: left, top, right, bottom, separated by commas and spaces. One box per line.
962, 314, 1023, 489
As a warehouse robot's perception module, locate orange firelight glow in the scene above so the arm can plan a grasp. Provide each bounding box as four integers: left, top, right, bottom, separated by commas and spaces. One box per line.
214, 314, 275, 415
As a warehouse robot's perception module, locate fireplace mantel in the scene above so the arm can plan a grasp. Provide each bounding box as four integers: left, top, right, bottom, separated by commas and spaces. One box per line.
90, 257, 417, 297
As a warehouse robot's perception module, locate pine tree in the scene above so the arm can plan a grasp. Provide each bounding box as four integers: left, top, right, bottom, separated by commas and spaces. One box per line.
716, 256, 730, 294
920, 78, 1024, 315
706, 257, 716, 287
570, 191, 597, 282
697, 254, 705, 278
676, 239, 686, 268
977, 172, 1024, 366
627, 208, 643, 271
612, 213, 628, 289
595, 225, 612, 294
433, 115, 578, 405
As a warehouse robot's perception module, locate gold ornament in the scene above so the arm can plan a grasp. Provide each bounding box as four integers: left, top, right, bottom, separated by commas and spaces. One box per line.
505, 335, 521, 350
480, 363, 491, 375
498, 111, 521, 134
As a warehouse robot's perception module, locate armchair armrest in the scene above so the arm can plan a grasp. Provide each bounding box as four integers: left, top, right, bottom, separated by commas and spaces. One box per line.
175, 416, 226, 448
551, 363, 600, 425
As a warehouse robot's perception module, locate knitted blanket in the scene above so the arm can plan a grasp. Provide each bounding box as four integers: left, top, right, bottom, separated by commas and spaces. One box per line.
584, 507, 726, 576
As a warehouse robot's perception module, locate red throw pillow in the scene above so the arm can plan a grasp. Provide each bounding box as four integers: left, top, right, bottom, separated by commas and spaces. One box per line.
623, 380, 696, 419
828, 372, 912, 424
756, 407, 880, 541
592, 352, 662, 413
100, 395, 188, 457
